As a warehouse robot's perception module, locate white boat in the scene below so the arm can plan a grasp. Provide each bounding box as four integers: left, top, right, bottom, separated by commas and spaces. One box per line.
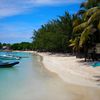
0, 55, 21, 60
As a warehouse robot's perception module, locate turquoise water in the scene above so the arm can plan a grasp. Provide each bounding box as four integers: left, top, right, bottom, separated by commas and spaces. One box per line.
0, 52, 75, 100
92, 62, 100, 67
0, 52, 100, 100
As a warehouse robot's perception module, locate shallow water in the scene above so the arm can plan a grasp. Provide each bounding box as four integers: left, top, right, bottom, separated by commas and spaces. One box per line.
0, 52, 100, 100
92, 62, 100, 67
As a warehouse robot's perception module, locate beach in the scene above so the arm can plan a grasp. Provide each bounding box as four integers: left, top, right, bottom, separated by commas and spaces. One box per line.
15, 50, 100, 87
37, 52, 100, 88
2, 51, 100, 100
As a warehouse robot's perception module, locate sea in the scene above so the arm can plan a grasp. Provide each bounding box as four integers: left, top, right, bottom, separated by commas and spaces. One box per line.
0, 51, 100, 100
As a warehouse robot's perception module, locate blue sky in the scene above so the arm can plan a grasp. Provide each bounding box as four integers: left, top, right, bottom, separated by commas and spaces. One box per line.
0, 0, 85, 43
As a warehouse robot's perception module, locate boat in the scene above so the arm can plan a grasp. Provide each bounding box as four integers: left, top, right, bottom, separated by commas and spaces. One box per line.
0, 61, 19, 68
0, 55, 21, 60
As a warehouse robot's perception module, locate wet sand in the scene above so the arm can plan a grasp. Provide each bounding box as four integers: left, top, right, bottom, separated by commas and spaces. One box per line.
37, 52, 100, 100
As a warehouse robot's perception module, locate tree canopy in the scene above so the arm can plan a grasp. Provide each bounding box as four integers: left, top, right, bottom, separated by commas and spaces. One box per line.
32, 12, 73, 52
1, 0, 100, 58
32, 0, 100, 54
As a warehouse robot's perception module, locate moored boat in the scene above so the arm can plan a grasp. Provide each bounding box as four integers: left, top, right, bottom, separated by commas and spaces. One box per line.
0, 55, 21, 60
0, 61, 19, 68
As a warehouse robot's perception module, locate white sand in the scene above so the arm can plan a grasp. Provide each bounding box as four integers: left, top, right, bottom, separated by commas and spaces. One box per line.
37, 52, 100, 88
13, 51, 100, 100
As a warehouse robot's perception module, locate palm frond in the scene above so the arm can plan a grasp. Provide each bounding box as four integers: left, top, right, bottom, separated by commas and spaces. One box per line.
84, 7, 99, 20
79, 25, 96, 47
88, 10, 100, 24
77, 10, 86, 16
73, 19, 82, 27
69, 37, 80, 51
73, 22, 88, 33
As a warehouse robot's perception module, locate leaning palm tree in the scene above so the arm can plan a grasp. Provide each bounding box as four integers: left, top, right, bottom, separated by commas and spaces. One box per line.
73, 6, 100, 47
70, 1, 100, 61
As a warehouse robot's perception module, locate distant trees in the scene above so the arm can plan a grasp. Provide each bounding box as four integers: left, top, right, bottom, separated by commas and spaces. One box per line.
0, 42, 33, 51
0, 43, 11, 50
0, 43, 2, 49
11, 42, 33, 50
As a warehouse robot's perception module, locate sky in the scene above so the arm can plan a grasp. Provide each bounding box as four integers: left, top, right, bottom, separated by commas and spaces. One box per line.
0, 0, 85, 43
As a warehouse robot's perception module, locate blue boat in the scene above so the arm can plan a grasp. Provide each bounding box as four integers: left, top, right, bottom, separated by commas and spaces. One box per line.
0, 61, 19, 68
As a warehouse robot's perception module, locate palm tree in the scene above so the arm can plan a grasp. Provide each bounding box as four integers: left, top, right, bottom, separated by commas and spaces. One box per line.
80, 0, 100, 9
74, 6, 100, 47
70, 0, 100, 60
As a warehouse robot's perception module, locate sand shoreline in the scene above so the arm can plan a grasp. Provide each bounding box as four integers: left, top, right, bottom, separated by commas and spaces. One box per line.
13, 51, 100, 88
1, 50, 100, 100
36, 52, 100, 88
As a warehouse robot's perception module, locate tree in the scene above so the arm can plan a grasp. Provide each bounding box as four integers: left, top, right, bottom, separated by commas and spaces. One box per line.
32, 12, 73, 52
0, 43, 2, 49
70, 0, 100, 60
11, 42, 33, 50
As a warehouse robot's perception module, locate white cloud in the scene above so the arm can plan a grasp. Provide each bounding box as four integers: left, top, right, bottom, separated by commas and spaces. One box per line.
0, 0, 31, 18
0, 0, 84, 18
32, 0, 84, 5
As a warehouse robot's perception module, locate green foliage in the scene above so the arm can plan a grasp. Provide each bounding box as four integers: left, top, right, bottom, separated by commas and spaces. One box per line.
88, 9, 100, 24
32, 12, 73, 52
0, 43, 2, 49
31, 0, 100, 54
11, 42, 33, 50
79, 25, 93, 47
73, 22, 88, 33
69, 37, 80, 51
0, 0, 99, 55
84, 7, 99, 21
72, 0, 100, 49
80, 0, 100, 9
